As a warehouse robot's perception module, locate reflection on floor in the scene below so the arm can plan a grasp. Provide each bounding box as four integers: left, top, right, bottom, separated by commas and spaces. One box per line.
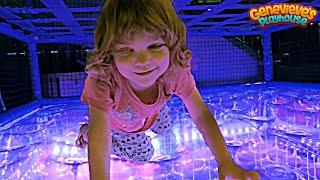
1, 82, 320, 179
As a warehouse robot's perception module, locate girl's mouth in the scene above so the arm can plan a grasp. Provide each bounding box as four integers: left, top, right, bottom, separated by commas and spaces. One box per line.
134, 68, 157, 76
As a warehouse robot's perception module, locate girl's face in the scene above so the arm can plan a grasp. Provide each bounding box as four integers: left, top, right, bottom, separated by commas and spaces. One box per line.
113, 30, 170, 91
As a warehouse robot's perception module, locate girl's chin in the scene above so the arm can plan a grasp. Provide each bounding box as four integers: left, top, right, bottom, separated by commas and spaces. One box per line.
129, 80, 157, 90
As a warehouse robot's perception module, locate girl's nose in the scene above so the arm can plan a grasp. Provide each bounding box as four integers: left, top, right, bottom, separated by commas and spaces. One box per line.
135, 51, 151, 65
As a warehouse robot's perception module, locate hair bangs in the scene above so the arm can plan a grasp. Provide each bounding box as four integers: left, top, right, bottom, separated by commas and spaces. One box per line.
113, 0, 168, 45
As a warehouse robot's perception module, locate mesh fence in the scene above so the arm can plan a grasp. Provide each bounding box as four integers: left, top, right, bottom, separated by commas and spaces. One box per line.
188, 35, 264, 86
37, 43, 88, 98
0, 34, 264, 112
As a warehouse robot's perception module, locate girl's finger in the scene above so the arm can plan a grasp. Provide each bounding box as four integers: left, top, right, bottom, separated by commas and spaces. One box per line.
76, 138, 81, 146
76, 135, 85, 147
245, 171, 260, 180
219, 172, 225, 180
80, 136, 85, 145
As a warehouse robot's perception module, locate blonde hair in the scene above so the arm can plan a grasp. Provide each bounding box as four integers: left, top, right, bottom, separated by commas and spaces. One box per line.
86, 0, 191, 78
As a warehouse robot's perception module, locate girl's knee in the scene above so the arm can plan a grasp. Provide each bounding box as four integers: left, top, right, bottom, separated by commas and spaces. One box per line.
129, 145, 154, 162
113, 145, 154, 162
111, 133, 154, 162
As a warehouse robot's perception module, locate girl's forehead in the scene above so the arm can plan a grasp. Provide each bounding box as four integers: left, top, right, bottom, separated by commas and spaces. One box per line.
117, 30, 162, 44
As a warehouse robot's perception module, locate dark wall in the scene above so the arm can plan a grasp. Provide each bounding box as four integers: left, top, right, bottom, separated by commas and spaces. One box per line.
0, 34, 33, 111
272, 23, 320, 83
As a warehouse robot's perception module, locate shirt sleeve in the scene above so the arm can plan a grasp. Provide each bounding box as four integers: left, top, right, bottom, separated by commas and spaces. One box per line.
80, 74, 114, 111
174, 66, 196, 99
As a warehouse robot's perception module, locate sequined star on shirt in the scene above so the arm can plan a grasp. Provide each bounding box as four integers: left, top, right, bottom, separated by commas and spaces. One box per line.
112, 104, 139, 124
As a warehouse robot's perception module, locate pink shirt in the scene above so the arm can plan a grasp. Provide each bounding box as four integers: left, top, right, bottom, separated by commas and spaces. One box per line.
80, 62, 196, 133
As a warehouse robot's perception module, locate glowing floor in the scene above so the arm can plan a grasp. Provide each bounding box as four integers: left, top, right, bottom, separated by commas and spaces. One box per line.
0, 82, 320, 180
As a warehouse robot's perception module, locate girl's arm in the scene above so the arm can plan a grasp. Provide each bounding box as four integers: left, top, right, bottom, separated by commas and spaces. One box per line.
88, 106, 111, 180
180, 88, 260, 179
180, 88, 232, 165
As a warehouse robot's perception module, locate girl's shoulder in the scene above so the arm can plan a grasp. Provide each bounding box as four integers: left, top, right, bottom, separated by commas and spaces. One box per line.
87, 66, 122, 87
161, 60, 192, 81
159, 60, 196, 98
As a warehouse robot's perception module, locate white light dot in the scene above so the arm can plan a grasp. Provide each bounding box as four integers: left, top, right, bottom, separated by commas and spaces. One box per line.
184, 132, 189, 141
53, 145, 60, 155
62, 146, 69, 155
191, 130, 198, 140
175, 133, 181, 144
70, 146, 78, 155
253, 143, 257, 148
231, 129, 235, 135
223, 129, 228, 136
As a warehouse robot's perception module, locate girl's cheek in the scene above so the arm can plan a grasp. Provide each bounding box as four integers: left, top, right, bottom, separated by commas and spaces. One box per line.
115, 56, 133, 64
150, 51, 168, 60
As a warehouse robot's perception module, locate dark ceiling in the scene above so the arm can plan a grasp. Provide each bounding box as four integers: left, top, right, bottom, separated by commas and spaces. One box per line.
0, 0, 319, 45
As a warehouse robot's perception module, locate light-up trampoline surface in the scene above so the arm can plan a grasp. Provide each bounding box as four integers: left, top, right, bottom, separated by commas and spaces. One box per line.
1, 82, 320, 180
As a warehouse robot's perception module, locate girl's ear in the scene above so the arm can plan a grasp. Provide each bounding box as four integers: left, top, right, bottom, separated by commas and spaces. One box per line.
176, 49, 192, 63
180, 49, 192, 61
183, 50, 192, 60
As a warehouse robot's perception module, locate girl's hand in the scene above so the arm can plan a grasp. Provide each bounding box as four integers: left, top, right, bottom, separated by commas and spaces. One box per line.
218, 161, 260, 180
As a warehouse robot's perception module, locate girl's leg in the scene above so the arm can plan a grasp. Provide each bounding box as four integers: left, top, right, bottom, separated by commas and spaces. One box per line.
75, 124, 89, 147
75, 124, 154, 162
111, 130, 154, 162
150, 105, 173, 134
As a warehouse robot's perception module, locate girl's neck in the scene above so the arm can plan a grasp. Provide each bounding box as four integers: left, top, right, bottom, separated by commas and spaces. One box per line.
129, 81, 159, 105
128, 80, 156, 92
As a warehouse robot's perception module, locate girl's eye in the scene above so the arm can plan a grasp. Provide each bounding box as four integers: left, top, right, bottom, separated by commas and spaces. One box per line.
148, 44, 165, 51
115, 48, 133, 56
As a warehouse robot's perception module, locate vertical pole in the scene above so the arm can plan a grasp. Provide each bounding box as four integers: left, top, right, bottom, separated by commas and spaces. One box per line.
0, 90, 5, 111
318, 27, 320, 49
262, 32, 273, 81
28, 42, 42, 100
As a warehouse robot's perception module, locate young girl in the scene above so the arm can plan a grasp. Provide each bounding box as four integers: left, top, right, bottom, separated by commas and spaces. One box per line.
76, 0, 260, 179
